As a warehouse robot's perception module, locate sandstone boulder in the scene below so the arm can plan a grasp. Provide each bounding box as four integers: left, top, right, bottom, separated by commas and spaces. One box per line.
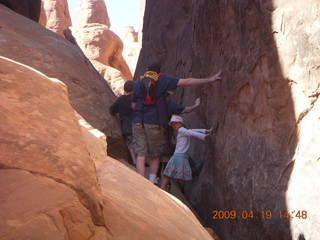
69, 23, 133, 95
0, 57, 105, 227
75, 0, 110, 27
0, 169, 108, 240
1, 4, 220, 240
38, 0, 132, 96
40, 0, 72, 37
0, 5, 123, 157
1, 56, 218, 239
97, 158, 217, 240
77, 112, 108, 170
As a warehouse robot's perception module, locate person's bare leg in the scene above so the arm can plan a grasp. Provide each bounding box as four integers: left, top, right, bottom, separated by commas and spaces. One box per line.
149, 156, 160, 174
129, 149, 136, 165
149, 156, 160, 183
160, 155, 170, 177
161, 176, 171, 190
136, 156, 146, 177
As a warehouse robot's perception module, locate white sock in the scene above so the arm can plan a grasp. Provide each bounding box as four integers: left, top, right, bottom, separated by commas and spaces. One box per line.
149, 174, 156, 183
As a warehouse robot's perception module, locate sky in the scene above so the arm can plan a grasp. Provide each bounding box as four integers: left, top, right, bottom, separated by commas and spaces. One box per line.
67, 0, 140, 38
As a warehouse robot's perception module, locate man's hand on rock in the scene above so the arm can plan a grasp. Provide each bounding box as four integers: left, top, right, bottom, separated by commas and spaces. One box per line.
211, 68, 222, 82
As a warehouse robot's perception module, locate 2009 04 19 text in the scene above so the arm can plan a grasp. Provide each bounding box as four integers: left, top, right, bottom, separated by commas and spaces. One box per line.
212, 210, 307, 220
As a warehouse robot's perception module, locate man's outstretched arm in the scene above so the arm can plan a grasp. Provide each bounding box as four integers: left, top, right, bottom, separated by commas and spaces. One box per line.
177, 68, 222, 86
184, 98, 200, 113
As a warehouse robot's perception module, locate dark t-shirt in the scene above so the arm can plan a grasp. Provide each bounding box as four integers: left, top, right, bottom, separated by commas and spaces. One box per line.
109, 94, 133, 135
131, 74, 179, 125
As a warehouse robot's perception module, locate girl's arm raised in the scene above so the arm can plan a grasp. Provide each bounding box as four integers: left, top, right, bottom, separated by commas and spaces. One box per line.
183, 129, 214, 140
181, 128, 210, 140
189, 128, 212, 134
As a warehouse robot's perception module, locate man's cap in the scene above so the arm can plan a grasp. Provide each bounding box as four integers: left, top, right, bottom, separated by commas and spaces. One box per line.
169, 115, 184, 126
147, 59, 162, 69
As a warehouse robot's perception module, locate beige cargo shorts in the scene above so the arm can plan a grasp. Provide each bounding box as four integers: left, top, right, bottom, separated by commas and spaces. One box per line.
132, 123, 165, 158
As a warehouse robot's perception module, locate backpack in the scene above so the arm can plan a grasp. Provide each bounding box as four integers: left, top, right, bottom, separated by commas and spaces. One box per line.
140, 71, 161, 105
140, 76, 157, 105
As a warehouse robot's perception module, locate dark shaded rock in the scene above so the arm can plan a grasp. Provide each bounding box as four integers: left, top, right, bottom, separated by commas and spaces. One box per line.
0, 0, 41, 22
136, 0, 320, 239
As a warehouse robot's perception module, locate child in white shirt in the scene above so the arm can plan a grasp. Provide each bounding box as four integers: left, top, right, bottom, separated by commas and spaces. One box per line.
161, 115, 213, 191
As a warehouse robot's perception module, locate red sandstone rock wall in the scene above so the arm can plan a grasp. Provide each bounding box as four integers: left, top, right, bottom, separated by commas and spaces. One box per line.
0, 4, 219, 239
0, 57, 107, 233
71, 0, 132, 96
40, 0, 72, 37
39, 0, 133, 96
75, 0, 110, 27
69, 23, 132, 96
0, 4, 122, 158
136, 0, 320, 239
0, 56, 217, 240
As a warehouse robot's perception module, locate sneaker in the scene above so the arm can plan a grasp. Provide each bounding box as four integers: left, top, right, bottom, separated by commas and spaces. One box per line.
154, 177, 160, 186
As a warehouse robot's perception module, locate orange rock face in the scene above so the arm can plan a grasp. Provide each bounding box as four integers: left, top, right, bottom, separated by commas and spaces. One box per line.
0, 57, 106, 228
39, 0, 135, 96
0, 169, 108, 240
0, 58, 217, 240
62, 0, 133, 96
97, 158, 217, 240
75, 0, 110, 27
0, 4, 121, 147
70, 23, 132, 95
1, 4, 220, 240
40, 0, 72, 37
